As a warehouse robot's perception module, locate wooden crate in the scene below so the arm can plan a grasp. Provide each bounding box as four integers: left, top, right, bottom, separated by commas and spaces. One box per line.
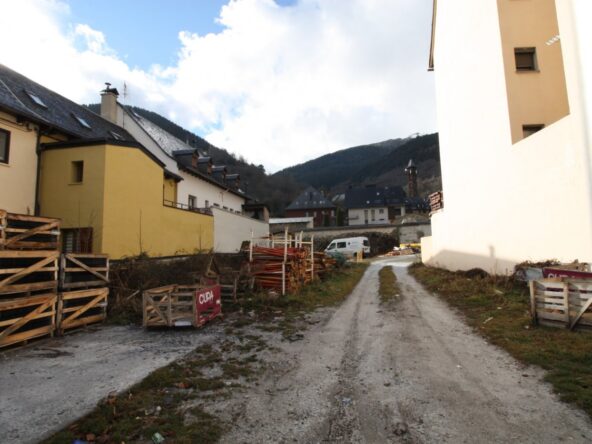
0, 293, 57, 348
0, 250, 59, 297
143, 285, 198, 328
530, 279, 592, 329
60, 253, 109, 290
0, 210, 60, 250
57, 287, 108, 334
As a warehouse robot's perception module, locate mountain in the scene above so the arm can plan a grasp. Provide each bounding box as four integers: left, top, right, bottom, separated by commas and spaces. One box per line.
84, 104, 441, 214
274, 133, 441, 197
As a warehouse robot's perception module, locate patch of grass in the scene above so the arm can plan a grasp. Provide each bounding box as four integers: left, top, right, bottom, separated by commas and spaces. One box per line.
409, 263, 592, 418
378, 266, 400, 305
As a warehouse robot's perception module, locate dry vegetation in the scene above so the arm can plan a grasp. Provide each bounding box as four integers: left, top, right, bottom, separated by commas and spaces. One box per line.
409, 263, 592, 417
378, 265, 400, 305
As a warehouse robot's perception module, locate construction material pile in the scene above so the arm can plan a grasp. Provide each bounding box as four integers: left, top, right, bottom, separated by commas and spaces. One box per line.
250, 246, 310, 294
314, 252, 338, 276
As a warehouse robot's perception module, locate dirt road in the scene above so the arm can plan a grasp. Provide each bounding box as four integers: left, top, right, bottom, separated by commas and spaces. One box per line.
222, 257, 592, 443
3, 258, 592, 443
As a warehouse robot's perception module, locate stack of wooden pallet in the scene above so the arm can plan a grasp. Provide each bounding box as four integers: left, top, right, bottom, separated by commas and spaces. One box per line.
0, 211, 61, 348
58, 253, 109, 335
429, 191, 444, 214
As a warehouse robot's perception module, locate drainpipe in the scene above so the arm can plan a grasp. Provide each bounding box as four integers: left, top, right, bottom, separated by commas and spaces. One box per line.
34, 127, 42, 216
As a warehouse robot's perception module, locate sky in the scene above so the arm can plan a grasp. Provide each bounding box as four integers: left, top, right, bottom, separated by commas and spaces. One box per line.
0, 0, 436, 172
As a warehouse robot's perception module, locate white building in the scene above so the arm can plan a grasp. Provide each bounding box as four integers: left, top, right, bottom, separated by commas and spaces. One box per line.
421, 0, 592, 272
99, 91, 269, 253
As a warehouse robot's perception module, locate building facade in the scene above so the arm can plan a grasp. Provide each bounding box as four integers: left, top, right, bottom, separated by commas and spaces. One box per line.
422, 0, 592, 272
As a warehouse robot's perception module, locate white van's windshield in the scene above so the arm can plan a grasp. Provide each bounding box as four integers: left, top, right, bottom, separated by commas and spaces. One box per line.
327, 243, 335, 250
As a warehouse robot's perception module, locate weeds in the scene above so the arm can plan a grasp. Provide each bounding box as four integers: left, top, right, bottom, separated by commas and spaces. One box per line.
409, 263, 592, 418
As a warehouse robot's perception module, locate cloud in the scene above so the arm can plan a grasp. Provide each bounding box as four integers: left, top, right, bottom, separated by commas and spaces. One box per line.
0, 0, 436, 172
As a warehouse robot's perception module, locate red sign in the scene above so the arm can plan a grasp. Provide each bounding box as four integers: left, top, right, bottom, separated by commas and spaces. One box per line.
543, 268, 592, 280
195, 285, 222, 327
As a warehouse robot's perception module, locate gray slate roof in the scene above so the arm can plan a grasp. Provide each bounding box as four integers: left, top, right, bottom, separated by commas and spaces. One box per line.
286, 187, 336, 210
129, 111, 189, 156
0, 64, 135, 142
344, 186, 407, 209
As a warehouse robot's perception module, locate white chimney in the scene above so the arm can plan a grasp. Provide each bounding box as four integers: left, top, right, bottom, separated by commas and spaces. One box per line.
100, 82, 119, 124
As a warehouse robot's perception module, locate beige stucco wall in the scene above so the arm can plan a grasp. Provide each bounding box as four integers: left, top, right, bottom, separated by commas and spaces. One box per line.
0, 112, 38, 214
211, 207, 269, 253
498, 0, 570, 144
425, 0, 592, 273
348, 207, 391, 226
178, 176, 244, 212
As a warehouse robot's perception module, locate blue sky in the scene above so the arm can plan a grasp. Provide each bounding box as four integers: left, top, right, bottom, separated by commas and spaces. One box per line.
68, 0, 297, 70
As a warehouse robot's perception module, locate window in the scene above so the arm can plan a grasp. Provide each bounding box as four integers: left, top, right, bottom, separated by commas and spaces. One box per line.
515, 47, 537, 71
72, 113, 92, 129
25, 90, 47, 108
371, 209, 376, 221
188, 195, 197, 209
62, 227, 93, 253
71, 161, 84, 183
327, 242, 335, 250
336, 242, 347, 248
523, 124, 545, 138
379, 209, 384, 214
205, 200, 209, 208
0, 129, 10, 164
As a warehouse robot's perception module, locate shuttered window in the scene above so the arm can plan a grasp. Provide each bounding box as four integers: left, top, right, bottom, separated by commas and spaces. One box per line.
62, 228, 93, 253
0, 129, 9, 164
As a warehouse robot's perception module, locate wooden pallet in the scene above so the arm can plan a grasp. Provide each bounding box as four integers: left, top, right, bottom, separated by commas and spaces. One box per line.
57, 287, 108, 334
0, 210, 60, 250
530, 279, 592, 329
143, 285, 198, 328
60, 253, 109, 290
0, 293, 57, 348
0, 250, 59, 297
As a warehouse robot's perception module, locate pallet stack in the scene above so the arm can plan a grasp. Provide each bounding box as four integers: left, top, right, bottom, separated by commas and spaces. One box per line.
58, 253, 109, 335
0, 211, 61, 348
429, 191, 444, 214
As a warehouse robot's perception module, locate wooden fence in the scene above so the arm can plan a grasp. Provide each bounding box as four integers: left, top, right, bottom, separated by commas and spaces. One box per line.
530, 279, 592, 329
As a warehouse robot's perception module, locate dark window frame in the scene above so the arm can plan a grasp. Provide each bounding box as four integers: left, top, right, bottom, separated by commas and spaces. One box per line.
188, 195, 197, 209
71, 160, 84, 183
514, 47, 538, 72
0, 128, 10, 164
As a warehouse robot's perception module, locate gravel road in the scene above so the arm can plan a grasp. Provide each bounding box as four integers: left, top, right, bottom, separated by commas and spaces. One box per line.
222, 257, 592, 443
0, 325, 219, 444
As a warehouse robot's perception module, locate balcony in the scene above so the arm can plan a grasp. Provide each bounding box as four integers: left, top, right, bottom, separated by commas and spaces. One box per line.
163, 199, 213, 216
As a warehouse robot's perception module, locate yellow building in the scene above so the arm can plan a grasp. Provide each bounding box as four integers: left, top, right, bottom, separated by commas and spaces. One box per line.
423, 0, 592, 272
0, 64, 213, 258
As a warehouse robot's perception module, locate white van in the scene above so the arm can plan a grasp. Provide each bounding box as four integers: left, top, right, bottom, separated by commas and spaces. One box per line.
325, 237, 370, 258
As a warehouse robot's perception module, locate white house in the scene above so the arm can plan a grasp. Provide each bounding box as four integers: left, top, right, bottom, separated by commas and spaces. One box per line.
98, 90, 269, 252
421, 0, 592, 272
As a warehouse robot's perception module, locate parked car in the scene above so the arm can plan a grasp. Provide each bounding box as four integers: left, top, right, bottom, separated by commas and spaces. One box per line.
324, 237, 370, 258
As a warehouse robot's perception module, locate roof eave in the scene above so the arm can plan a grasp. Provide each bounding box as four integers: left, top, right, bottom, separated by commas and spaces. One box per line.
428, 0, 437, 71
